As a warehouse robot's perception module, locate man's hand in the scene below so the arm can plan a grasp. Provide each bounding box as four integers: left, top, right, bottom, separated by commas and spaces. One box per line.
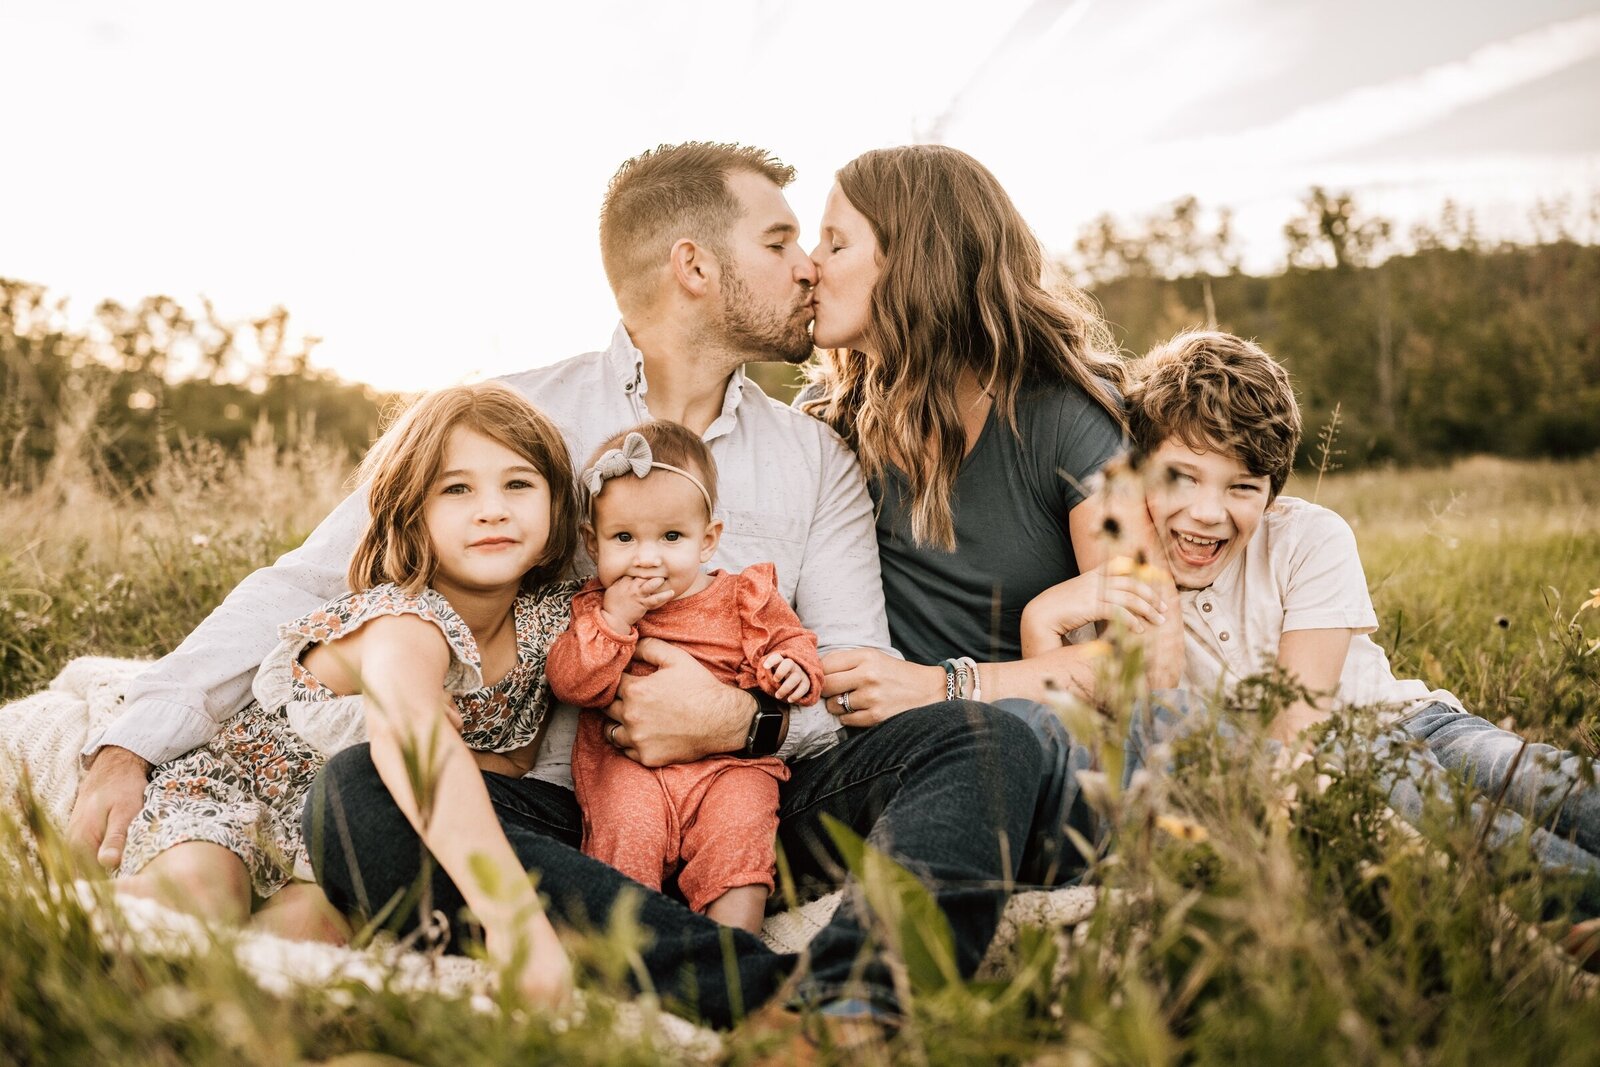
66, 745, 152, 871
599, 576, 675, 633
606, 638, 755, 766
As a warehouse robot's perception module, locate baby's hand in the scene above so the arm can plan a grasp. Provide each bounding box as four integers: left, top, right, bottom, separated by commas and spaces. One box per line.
600, 576, 677, 631
763, 653, 811, 702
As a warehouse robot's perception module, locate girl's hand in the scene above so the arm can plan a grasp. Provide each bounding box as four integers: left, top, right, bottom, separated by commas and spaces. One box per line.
1019, 559, 1169, 658
487, 914, 573, 1012
599, 576, 676, 631
820, 648, 945, 725
763, 653, 811, 701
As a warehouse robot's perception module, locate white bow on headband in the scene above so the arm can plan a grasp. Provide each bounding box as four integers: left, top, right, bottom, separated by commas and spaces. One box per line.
581, 431, 714, 514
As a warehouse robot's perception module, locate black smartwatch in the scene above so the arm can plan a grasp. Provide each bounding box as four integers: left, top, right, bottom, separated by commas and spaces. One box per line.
740, 689, 789, 757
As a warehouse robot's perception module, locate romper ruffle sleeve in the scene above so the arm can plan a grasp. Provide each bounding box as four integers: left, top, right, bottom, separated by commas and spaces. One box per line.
736, 562, 824, 705
546, 579, 637, 709
255, 584, 485, 757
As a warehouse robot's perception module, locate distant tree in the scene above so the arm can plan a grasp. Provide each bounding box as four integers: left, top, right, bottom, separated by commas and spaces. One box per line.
1284, 187, 1393, 271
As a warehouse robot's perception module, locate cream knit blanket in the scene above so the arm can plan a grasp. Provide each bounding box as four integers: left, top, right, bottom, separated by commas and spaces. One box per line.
0, 656, 1100, 1050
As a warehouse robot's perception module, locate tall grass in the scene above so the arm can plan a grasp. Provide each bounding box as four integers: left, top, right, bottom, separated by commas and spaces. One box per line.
1, 445, 1597, 1064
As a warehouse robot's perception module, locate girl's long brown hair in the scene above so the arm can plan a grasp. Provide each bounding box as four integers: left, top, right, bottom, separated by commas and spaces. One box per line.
348, 383, 579, 595
802, 145, 1125, 550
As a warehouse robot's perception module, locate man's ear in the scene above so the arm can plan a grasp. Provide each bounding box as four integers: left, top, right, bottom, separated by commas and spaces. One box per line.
669, 237, 716, 297
699, 518, 723, 563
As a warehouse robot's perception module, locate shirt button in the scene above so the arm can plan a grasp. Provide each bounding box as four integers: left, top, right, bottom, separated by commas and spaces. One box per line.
1201, 602, 1213, 613
1219, 632, 1230, 641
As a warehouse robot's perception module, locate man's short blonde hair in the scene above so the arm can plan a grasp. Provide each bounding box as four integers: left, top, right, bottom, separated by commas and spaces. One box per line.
1128, 331, 1302, 497
598, 142, 796, 309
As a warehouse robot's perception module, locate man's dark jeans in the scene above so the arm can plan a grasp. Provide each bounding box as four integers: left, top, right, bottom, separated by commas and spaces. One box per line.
301, 700, 1042, 1028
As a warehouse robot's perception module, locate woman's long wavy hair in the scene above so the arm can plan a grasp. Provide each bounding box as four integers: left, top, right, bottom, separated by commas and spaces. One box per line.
802, 145, 1125, 551
348, 382, 580, 596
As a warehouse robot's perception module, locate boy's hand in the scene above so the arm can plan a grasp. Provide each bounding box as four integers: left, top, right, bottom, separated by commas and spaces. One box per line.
763, 653, 811, 701
599, 576, 676, 632
1019, 558, 1170, 658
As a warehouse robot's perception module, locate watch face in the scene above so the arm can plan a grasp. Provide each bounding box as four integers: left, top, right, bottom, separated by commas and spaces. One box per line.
747, 705, 784, 756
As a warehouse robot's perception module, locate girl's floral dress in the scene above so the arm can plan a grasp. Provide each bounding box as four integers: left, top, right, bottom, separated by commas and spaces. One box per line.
119, 580, 578, 899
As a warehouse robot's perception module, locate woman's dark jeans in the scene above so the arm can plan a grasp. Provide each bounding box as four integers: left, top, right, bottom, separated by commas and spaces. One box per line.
302, 700, 1042, 1028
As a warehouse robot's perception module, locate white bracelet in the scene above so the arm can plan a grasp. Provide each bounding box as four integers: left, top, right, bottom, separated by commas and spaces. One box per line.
954, 656, 981, 701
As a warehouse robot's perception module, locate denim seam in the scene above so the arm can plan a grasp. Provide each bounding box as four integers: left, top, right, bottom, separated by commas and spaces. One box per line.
779, 763, 907, 821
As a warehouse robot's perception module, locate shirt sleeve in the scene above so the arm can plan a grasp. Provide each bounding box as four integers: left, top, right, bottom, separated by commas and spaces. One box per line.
777, 423, 892, 760
1279, 505, 1380, 636
85, 486, 369, 766
736, 563, 824, 705
544, 583, 636, 709
1049, 382, 1126, 513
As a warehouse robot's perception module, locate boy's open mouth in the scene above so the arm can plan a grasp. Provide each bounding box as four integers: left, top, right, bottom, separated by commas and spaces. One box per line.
1170, 530, 1226, 567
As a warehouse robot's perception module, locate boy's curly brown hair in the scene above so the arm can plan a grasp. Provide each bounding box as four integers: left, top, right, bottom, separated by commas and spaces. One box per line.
1127, 331, 1302, 498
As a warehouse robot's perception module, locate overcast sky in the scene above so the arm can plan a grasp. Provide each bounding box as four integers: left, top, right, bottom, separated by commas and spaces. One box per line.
5, 0, 1598, 390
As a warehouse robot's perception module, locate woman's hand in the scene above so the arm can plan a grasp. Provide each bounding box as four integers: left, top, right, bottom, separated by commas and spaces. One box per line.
487, 913, 573, 1011
1020, 558, 1170, 658
820, 648, 945, 725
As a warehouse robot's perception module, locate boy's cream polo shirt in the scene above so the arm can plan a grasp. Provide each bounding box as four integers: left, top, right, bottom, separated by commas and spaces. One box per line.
1179, 496, 1463, 721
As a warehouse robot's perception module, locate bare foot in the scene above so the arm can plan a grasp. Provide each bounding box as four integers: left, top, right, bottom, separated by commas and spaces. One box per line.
251, 882, 351, 944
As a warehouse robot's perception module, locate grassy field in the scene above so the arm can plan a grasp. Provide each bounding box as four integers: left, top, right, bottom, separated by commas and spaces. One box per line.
2, 447, 1599, 1065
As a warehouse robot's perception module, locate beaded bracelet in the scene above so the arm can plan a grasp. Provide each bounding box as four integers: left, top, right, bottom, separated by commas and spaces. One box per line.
939, 659, 958, 701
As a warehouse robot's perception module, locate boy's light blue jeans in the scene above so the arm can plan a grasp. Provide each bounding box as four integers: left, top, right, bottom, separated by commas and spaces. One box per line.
997, 696, 1600, 916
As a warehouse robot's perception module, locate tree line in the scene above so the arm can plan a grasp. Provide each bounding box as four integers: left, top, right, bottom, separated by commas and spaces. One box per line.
0, 279, 385, 491
5, 186, 1598, 491
1064, 189, 1600, 467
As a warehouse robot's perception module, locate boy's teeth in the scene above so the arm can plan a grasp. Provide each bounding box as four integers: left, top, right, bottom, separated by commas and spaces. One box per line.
1179, 533, 1218, 545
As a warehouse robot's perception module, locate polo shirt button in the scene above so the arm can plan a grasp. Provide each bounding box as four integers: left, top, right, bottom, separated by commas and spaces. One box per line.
1201, 602, 1213, 612
1219, 632, 1230, 641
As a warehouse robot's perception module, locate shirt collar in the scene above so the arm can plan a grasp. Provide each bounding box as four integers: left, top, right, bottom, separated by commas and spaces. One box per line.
604, 321, 750, 440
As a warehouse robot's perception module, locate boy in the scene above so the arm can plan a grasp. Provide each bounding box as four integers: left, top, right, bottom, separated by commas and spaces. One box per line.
1026, 330, 1600, 916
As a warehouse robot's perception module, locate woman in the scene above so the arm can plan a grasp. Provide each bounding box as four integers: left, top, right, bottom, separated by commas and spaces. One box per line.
802, 144, 1177, 722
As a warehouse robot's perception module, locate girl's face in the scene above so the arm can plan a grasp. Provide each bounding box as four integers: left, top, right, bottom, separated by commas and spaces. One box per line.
423, 427, 552, 599
585, 470, 721, 602
1144, 437, 1272, 591
810, 184, 881, 353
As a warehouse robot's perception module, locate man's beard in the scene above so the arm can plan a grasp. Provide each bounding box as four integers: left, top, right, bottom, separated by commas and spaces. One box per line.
717, 266, 815, 364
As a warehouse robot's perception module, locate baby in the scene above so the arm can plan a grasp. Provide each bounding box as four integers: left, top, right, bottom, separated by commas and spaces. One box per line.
545, 420, 822, 933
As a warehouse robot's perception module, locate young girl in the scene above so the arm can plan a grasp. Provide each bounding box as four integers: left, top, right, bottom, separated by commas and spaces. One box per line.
545, 420, 823, 934
117, 382, 581, 1007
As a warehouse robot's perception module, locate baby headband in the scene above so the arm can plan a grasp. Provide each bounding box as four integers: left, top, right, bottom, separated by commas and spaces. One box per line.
581, 431, 713, 514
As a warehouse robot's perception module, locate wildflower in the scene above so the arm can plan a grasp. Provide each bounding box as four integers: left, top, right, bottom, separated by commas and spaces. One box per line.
1155, 812, 1209, 843
190, 533, 212, 549
1582, 588, 1600, 614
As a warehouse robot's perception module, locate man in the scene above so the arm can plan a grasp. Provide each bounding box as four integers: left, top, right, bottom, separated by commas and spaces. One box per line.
68, 142, 1046, 1029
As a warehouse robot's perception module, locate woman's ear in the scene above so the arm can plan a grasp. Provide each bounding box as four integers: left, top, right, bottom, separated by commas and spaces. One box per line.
699, 518, 723, 563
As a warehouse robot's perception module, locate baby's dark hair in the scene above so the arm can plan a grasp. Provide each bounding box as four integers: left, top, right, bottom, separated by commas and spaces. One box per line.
586, 420, 718, 515
1127, 331, 1302, 497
